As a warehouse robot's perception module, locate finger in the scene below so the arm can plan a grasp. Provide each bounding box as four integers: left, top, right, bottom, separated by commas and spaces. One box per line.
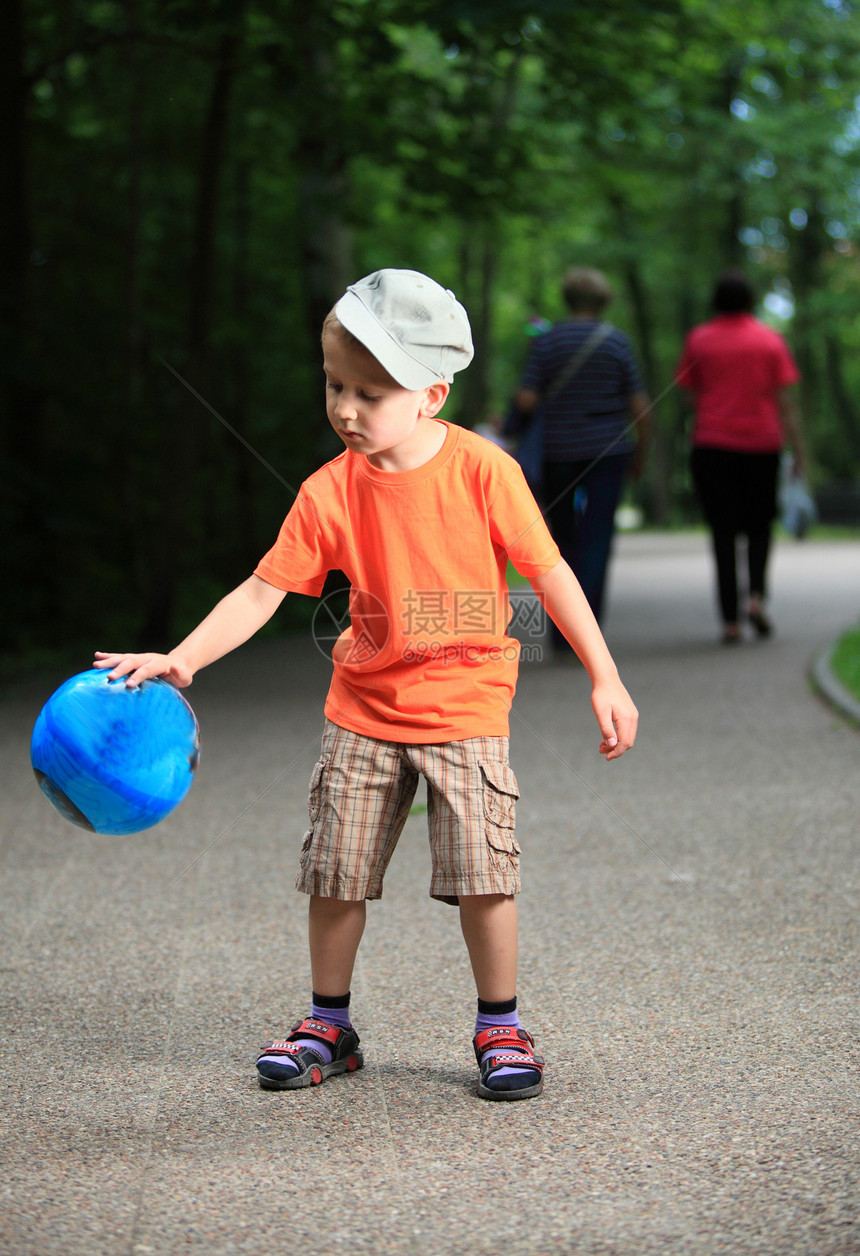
126, 658, 167, 688
603, 742, 625, 761
98, 658, 135, 680
604, 725, 636, 760
102, 655, 152, 685
620, 711, 639, 748
93, 651, 123, 670
597, 716, 619, 750
602, 742, 626, 762
94, 652, 138, 669
601, 709, 638, 759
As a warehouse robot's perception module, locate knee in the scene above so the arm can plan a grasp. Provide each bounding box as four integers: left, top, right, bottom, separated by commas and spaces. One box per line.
310, 893, 366, 918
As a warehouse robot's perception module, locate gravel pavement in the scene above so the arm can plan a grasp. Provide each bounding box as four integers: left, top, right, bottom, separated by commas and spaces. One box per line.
1, 532, 858, 1256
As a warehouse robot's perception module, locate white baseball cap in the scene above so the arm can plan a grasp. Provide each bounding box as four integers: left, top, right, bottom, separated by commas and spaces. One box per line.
334, 269, 474, 390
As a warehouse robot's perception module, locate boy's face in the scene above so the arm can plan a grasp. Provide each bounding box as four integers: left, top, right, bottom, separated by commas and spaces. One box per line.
322, 325, 448, 472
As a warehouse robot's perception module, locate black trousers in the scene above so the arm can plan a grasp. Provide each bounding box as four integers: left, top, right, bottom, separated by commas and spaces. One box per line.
542, 452, 628, 631
690, 446, 779, 624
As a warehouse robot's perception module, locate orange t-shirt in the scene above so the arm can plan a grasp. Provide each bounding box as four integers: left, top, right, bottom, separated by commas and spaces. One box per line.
254, 421, 560, 742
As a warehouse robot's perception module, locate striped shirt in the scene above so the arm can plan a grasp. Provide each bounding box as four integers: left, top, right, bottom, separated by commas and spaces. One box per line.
520, 319, 643, 460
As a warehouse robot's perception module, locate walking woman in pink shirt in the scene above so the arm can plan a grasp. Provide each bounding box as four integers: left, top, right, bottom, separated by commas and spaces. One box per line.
676, 271, 806, 643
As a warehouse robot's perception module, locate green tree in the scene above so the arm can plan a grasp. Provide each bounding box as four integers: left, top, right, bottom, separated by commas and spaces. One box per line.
4, 0, 860, 666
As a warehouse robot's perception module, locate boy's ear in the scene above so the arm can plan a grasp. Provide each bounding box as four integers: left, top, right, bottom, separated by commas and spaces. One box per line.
421, 381, 450, 417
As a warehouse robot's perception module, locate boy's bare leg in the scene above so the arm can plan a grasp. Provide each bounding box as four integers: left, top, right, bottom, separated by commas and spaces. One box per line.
458, 893, 518, 1001
460, 893, 543, 1098
256, 894, 365, 1088
308, 894, 367, 996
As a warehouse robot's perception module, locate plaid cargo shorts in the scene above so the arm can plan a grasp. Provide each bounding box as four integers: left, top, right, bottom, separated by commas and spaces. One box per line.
295, 719, 521, 904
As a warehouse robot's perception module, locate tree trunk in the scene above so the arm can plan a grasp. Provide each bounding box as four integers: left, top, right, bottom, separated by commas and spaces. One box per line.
675, 287, 697, 518
717, 58, 746, 269
626, 263, 672, 525
458, 226, 497, 426
460, 43, 525, 426
141, 19, 245, 643
0, 0, 55, 648
122, 0, 148, 607
824, 335, 860, 467
788, 203, 826, 469
0, 0, 29, 393
296, 157, 354, 358
228, 152, 259, 567
188, 28, 244, 378
287, 7, 355, 367
607, 194, 670, 524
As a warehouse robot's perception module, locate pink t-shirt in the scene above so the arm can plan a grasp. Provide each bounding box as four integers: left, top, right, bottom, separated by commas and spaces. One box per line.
676, 314, 799, 453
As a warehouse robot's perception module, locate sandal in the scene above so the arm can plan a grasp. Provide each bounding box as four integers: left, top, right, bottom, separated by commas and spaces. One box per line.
473, 1025, 544, 1102
256, 1017, 364, 1090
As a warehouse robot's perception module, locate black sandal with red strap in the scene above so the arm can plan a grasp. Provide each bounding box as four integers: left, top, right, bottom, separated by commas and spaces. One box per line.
256, 1017, 364, 1090
473, 1025, 545, 1101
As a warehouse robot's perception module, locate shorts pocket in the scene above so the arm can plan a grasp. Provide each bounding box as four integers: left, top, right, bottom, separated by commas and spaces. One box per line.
480, 759, 521, 856
306, 754, 329, 827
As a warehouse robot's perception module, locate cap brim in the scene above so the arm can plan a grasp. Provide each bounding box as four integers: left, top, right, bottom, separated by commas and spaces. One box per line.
334, 290, 441, 390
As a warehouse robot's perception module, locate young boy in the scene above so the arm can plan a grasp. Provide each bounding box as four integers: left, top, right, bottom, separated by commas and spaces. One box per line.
95, 268, 638, 1102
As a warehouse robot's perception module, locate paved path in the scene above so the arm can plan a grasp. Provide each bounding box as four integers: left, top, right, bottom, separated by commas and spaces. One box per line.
2, 533, 859, 1256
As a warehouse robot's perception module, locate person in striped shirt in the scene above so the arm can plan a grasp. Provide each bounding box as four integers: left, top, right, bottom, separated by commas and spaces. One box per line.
515, 267, 650, 642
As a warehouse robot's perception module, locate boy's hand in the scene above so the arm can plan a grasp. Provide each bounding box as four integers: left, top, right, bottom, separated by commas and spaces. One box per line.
591, 680, 638, 761
93, 651, 193, 690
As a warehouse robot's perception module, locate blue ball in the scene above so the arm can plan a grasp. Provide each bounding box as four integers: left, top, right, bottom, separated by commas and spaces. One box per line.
31, 669, 200, 835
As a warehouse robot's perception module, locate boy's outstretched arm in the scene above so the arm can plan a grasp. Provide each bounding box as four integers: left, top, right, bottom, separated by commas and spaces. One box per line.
528, 559, 638, 761
94, 575, 286, 689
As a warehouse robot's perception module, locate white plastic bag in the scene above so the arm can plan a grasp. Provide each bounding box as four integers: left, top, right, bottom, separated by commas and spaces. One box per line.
779, 454, 817, 539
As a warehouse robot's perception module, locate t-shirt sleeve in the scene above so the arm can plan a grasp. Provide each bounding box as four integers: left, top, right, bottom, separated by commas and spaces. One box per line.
254, 485, 336, 596
487, 459, 560, 578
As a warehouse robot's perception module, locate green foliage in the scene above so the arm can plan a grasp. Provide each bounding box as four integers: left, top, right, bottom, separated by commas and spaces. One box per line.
831, 625, 860, 703
3, 0, 860, 660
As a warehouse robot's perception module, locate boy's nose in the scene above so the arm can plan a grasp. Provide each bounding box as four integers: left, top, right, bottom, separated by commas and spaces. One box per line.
334, 391, 357, 420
